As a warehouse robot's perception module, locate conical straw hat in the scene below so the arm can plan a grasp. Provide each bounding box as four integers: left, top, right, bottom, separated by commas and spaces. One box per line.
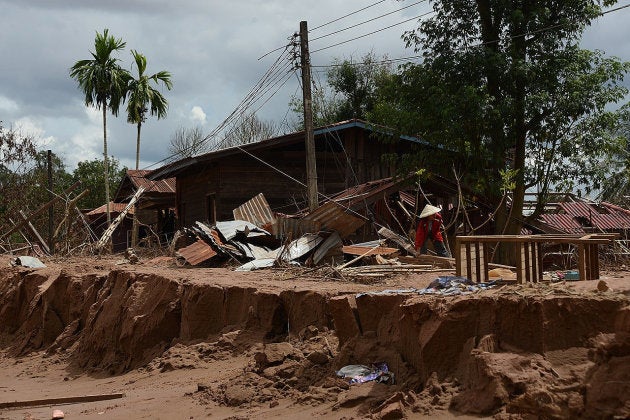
419, 204, 441, 219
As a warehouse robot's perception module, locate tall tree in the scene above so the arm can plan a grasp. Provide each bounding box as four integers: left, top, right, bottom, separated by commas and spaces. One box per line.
598, 107, 630, 205
289, 52, 393, 129
72, 157, 127, 210
70, 29, 130, 225
125, 50, 173, 169
168, 125, 207, 159
371, 0, 629, 238
0, 122, 37, 233
219, 113, 279, 149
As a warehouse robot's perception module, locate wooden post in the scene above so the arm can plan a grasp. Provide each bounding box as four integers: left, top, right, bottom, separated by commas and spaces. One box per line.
47, 149, 54, 254
300, 20, 318, 211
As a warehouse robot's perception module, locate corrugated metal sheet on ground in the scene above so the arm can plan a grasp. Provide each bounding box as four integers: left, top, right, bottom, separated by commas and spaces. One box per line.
215, 220, 269, 241
272, 217, 321, 239
177, 239, 217, 265
127, 169, 176, 193
313, 232, 342, 265
329, 177, 401, 209
236, 258, 276, 271
342, 245, 399, 256
233, 193, 276, 228
282, 233, 323, 261
303, 201, 365, 238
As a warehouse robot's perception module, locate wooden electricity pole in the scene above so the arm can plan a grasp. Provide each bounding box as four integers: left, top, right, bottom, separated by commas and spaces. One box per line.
300, 20, 319, 211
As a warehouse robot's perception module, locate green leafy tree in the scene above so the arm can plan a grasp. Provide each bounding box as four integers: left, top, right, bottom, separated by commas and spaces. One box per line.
598, 107, 630, 204
72, 158, 127, 210
126, 50, 173, 169
371, 0, 630, 237
289, 52, 393, 129
70, 29, 130, 225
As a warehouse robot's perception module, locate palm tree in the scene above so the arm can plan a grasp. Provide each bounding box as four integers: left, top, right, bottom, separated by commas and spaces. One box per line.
126, 50, 172, 169
70, 29, 130, 225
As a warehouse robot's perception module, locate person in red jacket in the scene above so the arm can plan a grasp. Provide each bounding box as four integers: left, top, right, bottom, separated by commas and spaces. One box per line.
414, 204, 449, 257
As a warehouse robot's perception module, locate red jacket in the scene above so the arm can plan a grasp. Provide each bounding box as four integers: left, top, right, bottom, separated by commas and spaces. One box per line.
414, 213, 444, 250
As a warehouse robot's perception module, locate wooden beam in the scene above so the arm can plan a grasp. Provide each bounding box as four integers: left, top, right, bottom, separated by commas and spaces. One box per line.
0, 181, 80, 241
18, 210, 50, 255
94, 186, 145, 252
0, 392, 124, 409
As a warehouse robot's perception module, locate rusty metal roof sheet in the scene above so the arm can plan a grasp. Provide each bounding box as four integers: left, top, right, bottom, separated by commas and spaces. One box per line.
538, 201, 630, 233
126, 169, 176, 194
233, 193, 276, 228
86, 202, 135, 216
176, 239, 217, 266
303, 201, 365, 239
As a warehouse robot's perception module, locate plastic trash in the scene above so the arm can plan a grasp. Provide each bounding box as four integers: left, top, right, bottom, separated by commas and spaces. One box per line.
336, 362, 394, 384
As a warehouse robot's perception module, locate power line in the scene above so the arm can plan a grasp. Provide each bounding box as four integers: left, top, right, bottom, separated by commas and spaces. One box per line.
144, 44, 295, 169
311, 0, 427, 42
310, 0, 387, 32
311, 2, 630, 67
311, 12, 433, 54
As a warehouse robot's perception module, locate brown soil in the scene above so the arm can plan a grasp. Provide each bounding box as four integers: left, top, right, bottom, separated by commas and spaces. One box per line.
1, 254, 629, 419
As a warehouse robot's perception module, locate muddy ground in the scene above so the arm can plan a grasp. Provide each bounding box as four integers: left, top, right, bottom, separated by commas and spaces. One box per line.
0, 254, 629, 419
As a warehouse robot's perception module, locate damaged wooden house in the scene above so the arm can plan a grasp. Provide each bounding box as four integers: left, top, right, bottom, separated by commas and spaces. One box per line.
147, 119, 465, 267
149, 119, 455, 235
86, 169, 176, 251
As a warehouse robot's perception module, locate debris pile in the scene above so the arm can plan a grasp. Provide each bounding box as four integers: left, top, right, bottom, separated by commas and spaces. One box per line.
175, 192, 458, 276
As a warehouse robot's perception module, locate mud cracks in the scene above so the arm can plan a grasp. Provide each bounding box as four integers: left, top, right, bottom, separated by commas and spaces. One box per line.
1, 265, 629, 418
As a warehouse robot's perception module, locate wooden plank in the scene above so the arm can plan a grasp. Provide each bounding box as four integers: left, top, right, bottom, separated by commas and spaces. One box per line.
455, 237, 462, 277
0, 392, 124, 409
94, 187, 145, 252
578, 244, 587, 280
18, 210, 50, 255
378, 227, 416, 255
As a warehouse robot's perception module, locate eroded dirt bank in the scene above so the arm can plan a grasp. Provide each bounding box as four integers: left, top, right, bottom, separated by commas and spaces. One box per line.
1, 258, 629, 419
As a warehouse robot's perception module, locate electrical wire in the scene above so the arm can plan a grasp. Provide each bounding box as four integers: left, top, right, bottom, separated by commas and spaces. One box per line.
310, 0, 387, 32
311, 0, 427, 42
310, 2, 630, 66
144, 42, 295, 169
311, 13, 432, 54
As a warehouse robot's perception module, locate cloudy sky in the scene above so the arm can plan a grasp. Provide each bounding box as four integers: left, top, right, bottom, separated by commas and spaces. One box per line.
1, 0, 629, 172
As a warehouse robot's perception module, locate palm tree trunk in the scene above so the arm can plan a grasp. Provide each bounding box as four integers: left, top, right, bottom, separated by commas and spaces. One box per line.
132, 121, 142, 247
135, 121, 142, 170
103, 106, 111, 227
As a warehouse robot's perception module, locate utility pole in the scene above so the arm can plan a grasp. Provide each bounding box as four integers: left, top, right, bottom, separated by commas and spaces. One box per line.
47, 149, 54, 254
300, 20, 319, 211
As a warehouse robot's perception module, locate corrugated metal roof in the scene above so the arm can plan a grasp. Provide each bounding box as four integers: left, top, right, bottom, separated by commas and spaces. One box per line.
176, 239, 217, 265
538, 201, 630, 233
303, 201, 365, 238
86, 202, 135, 216
233, 193, 275, 228
127, 169, 176, 194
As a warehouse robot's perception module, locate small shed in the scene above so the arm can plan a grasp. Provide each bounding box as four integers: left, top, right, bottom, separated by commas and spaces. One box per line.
114, 169, 176, 243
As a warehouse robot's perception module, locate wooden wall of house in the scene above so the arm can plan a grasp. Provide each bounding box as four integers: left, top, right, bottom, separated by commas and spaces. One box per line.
175, 125, 418, 227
